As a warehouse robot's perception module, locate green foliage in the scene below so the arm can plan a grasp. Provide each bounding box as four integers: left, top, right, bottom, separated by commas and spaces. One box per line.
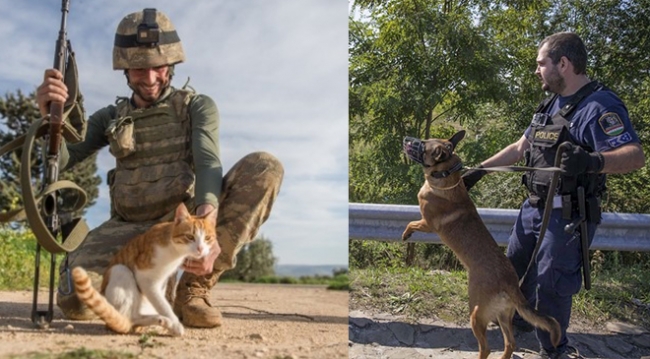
251, 272, 350, 291
0, 228, 54, 290
327, 274, 350, 291
349, 1, 650, 213
349, 0, 512, 204
0, 90, 101, 221
349, 240, 406, 268
350, 239, 465, 271
220, 235, 276, 282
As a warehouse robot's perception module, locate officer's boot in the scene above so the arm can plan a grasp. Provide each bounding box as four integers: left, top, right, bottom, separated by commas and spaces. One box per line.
173, 270, 222, 328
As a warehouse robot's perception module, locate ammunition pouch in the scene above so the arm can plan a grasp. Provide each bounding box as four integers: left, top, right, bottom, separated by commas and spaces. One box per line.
527, 191, 601, 224
105, 116, 136, 158
557, 194, 601, 223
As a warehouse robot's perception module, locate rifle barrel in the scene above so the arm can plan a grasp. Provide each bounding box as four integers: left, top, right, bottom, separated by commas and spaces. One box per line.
48, 0, 70, 155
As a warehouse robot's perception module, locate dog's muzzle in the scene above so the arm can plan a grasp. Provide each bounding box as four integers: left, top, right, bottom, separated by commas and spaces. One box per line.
403, 136, 426, 165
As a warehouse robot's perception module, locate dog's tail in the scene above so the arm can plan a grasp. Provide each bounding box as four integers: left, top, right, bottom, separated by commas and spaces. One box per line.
513, 292, 561, 347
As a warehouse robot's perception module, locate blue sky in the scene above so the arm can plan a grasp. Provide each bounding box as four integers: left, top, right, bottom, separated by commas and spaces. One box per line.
0, 0, 349, 266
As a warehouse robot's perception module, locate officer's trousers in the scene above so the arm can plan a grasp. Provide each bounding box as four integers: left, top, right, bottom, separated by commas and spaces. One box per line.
507, 199, 596, 353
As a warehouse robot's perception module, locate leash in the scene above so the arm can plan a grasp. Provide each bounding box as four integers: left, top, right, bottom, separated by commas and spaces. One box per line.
464, 165, 563, 173
517, 143, 572, 288
461, 148, 571, 289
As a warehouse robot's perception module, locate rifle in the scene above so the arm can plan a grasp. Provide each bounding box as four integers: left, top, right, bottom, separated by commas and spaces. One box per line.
29, 0, 70, 329
22, 0, 89, 328
0, 1, 90, 328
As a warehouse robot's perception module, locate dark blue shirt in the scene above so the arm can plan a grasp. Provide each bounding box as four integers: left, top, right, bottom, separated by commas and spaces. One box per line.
525, 87, 640, 152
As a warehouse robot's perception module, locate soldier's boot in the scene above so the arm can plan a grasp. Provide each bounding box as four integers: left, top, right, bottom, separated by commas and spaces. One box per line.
173, 270, 222, 328
56, 265, 98, 320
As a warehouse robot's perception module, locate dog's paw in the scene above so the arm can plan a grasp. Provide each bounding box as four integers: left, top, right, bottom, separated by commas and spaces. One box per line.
401, 231, 412, 242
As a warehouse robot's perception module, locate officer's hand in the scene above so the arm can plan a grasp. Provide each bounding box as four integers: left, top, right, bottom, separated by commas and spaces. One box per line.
461, 166, 487, 192
36, 69, 68, 117
560, 144, 604, 176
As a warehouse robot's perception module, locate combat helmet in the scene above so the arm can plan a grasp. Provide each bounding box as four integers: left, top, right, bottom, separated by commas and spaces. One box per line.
113, 8, 185, 70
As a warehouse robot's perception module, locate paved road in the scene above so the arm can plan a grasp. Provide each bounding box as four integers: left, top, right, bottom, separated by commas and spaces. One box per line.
349, 310, 650, 359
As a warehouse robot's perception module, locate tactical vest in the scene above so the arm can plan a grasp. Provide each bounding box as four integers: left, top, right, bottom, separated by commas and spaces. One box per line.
106, 88, 196, 222
523, 81, 607, 201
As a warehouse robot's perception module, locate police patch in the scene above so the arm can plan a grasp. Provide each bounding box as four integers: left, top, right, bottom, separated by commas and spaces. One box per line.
606, 132, 632, 148
598, 112, 625, 136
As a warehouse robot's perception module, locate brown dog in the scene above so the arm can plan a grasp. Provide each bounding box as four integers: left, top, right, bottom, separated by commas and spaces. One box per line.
401, 130, 560, 359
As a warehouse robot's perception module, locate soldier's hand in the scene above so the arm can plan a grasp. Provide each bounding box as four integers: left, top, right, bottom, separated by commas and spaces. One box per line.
560, 144, 604, 176
461, 166, 487, 192
36, 69, 68, 117
182, 240, 221, 276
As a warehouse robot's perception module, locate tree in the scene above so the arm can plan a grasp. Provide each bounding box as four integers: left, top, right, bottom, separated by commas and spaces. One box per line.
0, 90, 101, 221
220, 235, 276, 282
349, 0, 650, 213
350, 0, 513, 205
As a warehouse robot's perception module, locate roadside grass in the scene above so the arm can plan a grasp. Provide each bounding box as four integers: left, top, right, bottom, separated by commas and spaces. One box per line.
350, 264, 650, 330
573, 264, 650, 329
350, 266, 469, 324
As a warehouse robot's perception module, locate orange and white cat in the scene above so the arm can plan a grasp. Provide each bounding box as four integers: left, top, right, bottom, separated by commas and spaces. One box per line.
71, 203, 217, 336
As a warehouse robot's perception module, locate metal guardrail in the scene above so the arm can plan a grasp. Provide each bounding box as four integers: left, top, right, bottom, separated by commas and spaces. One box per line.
349, 203, 650, 251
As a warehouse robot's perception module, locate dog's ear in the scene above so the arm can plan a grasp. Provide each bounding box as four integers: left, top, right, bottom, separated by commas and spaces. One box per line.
448, 130, 466, 150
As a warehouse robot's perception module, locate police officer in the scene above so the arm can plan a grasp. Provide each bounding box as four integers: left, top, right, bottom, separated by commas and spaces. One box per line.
36, 9, 284, 328
462, 32, 645, 358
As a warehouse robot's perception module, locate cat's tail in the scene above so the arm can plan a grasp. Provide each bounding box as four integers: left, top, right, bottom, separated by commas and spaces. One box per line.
71, 267, 132, 334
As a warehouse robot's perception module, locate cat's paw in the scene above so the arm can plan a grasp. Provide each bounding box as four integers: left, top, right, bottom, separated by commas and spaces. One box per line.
169, 321, 184, 337
156, 316, 183, 336
157, 316, 173, 328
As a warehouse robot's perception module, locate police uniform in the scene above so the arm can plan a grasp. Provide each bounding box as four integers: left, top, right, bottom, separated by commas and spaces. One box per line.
507, 81, 640, 353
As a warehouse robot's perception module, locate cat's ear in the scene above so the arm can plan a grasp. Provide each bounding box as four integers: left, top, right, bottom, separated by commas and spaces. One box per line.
204, 208, 218, 227
174, 203, 191, 225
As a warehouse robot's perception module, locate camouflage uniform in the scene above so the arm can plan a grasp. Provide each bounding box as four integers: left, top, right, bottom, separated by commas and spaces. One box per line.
57, 151, 283, 319
56, 9, 285, 326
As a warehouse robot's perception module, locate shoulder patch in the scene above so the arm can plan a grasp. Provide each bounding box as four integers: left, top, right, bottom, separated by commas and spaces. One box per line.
598, 112, 625, 136
606, 132, 632, 148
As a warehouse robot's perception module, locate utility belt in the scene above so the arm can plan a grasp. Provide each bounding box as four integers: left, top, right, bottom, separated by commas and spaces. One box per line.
528, 191, 602, 224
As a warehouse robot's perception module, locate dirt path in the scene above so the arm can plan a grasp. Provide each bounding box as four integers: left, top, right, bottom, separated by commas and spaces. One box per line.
349, 310, 650, 359
0, 284, 348, 359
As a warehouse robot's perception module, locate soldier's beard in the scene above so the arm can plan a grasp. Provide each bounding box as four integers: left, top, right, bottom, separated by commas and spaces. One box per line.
130, 77, 170, 106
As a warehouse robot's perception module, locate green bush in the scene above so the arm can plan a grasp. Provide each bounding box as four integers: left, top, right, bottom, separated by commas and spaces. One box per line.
0, 228, 55, 290
327, 274, 350, 291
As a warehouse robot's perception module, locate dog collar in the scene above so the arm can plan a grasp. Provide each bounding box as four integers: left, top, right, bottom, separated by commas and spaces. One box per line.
430, 161, 463, 178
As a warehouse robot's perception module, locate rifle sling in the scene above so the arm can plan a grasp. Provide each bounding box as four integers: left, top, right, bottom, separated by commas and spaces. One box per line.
0, 117, 89, 253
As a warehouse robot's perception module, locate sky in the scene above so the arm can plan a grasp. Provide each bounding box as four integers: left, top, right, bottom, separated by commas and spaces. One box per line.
0, 0, 349, 266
